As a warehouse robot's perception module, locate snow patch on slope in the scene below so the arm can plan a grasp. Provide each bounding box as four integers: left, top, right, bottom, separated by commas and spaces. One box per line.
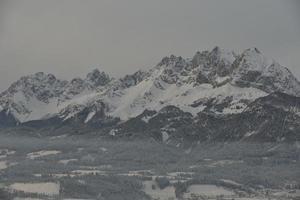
11, 91, 60, 123
84, 111, 96, 123
107, 77, 267, 120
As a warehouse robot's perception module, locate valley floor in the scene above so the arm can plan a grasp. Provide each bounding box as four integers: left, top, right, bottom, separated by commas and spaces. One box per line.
0, 134, 299, 200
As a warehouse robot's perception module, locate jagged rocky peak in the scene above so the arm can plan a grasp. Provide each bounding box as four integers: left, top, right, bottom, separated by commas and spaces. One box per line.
1, 72, 67, 102
25, 72, 62, 84
157, 47, 236, 75
120, 70, 149, 88
232, 47, 300, 96
208, 46, 236, 77
191, 50, 209, 68
62, 77, 86, 99
70, 77, 84, 84
62, 69, 111, 101
151, 47, 300, 95
85, 69, 111, 87
209, 46, 236, 61
190, 47, 236, 85
157, 54, 185, 67
233, 47, 270, 72
8, 72, 65, 90
191, 46, 236, 68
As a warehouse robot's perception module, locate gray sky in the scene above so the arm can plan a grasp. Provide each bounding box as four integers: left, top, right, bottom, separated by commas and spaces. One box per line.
0, 0, 299, 91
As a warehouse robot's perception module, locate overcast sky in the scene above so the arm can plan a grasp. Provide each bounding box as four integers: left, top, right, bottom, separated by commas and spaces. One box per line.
0, 0, 299, 91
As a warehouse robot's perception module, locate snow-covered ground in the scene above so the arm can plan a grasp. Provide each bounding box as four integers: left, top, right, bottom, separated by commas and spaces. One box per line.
183, 184, 235, 199
58, 159, 78, 165
108, 79, 267, 120
167, 171, 194, 177
0, 149, 16, 159
272, 189, 300, 198
10, 182, 60, 196
207, 159, 244, 167
0, 161, 8, 170
27, 150, 61, 159
220, 179, 242, 186
84, 111, 96, 123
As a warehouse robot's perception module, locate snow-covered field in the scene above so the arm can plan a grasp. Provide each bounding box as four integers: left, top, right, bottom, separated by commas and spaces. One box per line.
183, 184, 235, 198
0, 149, 16, 160
10, 182, 60, 196
27, 150, 61, 159
0, 160, 7, 170
58, 159, 78, 165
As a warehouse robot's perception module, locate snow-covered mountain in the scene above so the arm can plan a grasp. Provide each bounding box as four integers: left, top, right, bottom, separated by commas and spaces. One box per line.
0, 69, 111, 123
0, 47, 299, 142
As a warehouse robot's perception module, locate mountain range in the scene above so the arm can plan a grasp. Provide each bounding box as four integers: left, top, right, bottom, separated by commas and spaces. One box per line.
1, 47, 299, 144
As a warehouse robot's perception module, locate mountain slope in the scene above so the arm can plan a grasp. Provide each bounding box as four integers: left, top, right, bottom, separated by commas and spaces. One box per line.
113, 92, 300, 144
0, 47, 299, 142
